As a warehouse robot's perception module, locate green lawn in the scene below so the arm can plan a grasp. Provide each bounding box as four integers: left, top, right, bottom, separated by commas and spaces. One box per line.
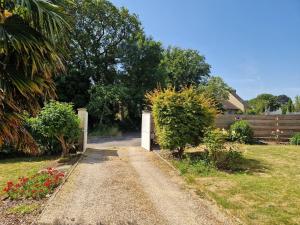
173, 145, 300, 225
0, 156, 58, 196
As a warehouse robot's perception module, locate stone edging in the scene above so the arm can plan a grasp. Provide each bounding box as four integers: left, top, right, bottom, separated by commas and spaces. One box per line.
31, 153, 86, 225
152, 150, 180, 174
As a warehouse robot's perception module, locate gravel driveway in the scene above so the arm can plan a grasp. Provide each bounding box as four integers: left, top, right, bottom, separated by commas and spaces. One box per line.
38, 140, 235, 225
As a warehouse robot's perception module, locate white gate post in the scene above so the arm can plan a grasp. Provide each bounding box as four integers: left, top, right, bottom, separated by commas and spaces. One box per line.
141, 111, 152, 151
78, 108, 88, 152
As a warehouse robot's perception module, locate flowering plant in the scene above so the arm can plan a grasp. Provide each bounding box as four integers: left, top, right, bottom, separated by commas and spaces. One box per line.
3, 168, 64, 200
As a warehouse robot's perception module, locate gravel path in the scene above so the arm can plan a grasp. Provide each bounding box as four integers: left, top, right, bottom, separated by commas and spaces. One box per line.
38, 146, 236, 225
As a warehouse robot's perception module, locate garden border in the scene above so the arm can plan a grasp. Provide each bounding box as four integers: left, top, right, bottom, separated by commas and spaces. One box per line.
31, 152, 86, 225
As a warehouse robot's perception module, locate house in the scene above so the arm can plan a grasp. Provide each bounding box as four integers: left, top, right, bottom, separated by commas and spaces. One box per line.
222, 91, 247, 114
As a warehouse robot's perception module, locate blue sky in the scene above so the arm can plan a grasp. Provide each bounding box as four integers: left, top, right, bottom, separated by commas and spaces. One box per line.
110, 0, 300, 100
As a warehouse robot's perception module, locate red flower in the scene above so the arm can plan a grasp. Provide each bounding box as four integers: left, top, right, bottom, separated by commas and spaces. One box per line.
3, 187, 9, 192
44, 179, 52, 188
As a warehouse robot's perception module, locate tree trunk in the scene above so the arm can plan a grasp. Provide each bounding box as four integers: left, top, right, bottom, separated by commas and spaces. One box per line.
58, 136, 68, 157
178, 147, 184, 159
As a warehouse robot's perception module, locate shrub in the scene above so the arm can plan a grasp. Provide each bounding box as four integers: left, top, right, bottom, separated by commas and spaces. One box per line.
3, 168, 64, 200
290, 133, 300, 145
26, 122, 62, 155
203, 129, 227, 161
28, 101, 80, 157
204, 129, 244, 171
147, 87, 217, 157
229, 120, 253, 144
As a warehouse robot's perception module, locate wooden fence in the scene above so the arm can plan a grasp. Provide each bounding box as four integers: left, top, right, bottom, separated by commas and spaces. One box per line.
215, 115, 300, 141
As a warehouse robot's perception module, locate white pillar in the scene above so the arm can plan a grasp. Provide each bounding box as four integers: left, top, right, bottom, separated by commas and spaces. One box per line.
141, 111, 152, 151
78, 108, 88, 152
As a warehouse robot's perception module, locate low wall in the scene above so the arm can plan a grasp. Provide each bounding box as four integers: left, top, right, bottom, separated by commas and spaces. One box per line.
215, 115, 300, 141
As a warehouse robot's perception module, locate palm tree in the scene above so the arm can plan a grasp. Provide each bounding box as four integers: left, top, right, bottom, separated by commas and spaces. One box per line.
0, 0, 69, 153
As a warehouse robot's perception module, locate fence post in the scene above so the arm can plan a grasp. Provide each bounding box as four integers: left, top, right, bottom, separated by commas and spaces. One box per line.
78, 108, 88, 152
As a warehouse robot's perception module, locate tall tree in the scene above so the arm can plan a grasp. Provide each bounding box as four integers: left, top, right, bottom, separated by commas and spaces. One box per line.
119, 33, 164, 127
248, 94, 280, 114
286, 99, 295, 113
56, 0, 141, 108
160, 47, 210, 90
0, 0, 69, 151
56, 0, 164, 129
276, 95, 291, 106
198, 76, 232, 111
295, 96, 300, 112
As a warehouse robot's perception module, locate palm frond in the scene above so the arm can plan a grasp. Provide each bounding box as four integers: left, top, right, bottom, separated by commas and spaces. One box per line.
0, 0, 70, 153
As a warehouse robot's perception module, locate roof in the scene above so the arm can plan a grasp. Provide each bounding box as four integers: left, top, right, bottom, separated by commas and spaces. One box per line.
222, 91, 248, 111
223, 100, 241, 110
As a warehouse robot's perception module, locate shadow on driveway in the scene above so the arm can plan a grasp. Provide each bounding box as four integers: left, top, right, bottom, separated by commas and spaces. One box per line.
87, 132, 141, 148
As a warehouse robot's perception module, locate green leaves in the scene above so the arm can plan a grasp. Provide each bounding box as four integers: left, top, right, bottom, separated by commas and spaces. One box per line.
160, 47, 210, 90
148, 87, 217, 153
0, 0, 70, 149
87, 84, 129, 125
229, 120, 253, 144
248, 94, 280, 114
28, 101, 80, 155
29, 101, 80, 139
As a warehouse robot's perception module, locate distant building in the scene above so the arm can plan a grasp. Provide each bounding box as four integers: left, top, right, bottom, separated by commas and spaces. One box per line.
222, 91, 247, 114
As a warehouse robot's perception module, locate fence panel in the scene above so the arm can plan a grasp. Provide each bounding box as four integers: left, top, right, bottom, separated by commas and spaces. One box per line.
215, 115, 300, 141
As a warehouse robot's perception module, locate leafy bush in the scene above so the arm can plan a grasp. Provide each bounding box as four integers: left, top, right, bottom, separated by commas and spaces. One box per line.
26, 122, 62, 155
204, 129, 244, 171
28, 101, 80, 157
3, 168, 64, 200
147, 87, 217, 157
290, 133, 300, 145
229, 120, 253, 144
203, 129, 227, 161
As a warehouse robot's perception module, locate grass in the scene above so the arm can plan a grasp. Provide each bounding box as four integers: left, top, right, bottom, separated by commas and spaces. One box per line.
7, 203, 39, 215
172, 145, 300, 225
0, 156, 58, 196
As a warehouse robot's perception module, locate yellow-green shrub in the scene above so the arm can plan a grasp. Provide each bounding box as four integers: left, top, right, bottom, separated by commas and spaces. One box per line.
147, 87, 217, 157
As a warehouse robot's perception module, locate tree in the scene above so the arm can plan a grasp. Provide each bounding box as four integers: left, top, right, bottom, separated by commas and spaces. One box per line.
119, 33, 164, 127
198, 76, 232, 111
147, 87, 217, 158
87, 84, 129, 126
56, 0, 165, 128
160, 47, 210, 90
56, 0, 141, 108
28, 101, 80, 157
295, 96, 300, 112
248, 94, 280, 114
276, 95, 291, 106
286, 99, 295, 113
0, 0, 69, 150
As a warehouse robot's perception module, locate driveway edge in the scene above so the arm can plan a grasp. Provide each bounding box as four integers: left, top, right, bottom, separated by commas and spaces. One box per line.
152, 150, 243, 225
32, 152, 86, 225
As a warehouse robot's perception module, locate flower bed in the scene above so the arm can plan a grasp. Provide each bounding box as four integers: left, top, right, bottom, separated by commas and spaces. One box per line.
3, 168, 64, 200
